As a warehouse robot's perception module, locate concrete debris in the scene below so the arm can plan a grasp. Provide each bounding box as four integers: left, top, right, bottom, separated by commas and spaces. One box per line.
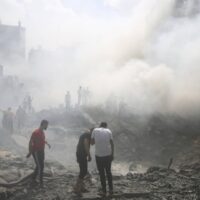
0, 153, 199, 200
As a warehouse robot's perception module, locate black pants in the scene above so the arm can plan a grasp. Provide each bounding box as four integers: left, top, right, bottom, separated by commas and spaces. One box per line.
95, 155, 113, 193
32, 150, 44, 184
77, 156, 88, 179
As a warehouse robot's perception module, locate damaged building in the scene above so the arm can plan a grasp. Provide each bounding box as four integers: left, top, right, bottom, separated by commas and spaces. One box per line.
0, 21, 26, 64
0, 65, 25, 109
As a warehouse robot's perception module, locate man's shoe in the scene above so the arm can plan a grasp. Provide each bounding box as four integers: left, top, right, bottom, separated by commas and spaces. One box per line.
39, 182, 44, 188
73, 179, 82, 195
108, 190, 113, 196
30, 179, 38, 186
81, 188, 89, 193
98, 191, 106, 197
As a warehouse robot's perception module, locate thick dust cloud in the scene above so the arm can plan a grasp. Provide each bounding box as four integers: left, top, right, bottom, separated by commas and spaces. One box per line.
0, 0, 199, 116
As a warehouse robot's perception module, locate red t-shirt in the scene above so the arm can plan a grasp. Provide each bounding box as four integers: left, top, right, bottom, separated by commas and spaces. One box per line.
31, 129, 45, 152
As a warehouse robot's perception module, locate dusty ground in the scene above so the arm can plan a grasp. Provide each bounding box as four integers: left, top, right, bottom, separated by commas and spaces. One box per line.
1, 110, 200, 199
0, 150, 200, 200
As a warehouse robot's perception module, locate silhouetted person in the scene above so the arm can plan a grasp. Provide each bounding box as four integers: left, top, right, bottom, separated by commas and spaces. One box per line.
2, 107, 14, 134
0, 65, 3, 77
27, 120, 51, 187
27, 95, 32, 112
91, 122, 114, 196
77, 86, 82, 107
74, 128, 93, 194
23, 94, 33, 113
16, 106, 26, 130
65, 91, 71, 111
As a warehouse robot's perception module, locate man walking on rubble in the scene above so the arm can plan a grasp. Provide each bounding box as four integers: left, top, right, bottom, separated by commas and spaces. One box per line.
91, 122, 114, 196
74, 128, 93, 194
27, 120, 51, 187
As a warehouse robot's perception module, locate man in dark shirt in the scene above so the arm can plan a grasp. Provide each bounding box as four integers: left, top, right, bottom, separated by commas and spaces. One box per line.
27, 120, 51, 187
74, 128, 93, 194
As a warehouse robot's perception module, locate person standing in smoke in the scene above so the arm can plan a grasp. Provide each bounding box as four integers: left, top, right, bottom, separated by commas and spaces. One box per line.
16, 106, 26, 131
2, 107, 14, 134
91, 122, 114, 197
65, 91, 71, 111
77, 86, 82, 107
23, 94, 33, 113
26, 120, 51, 187
27, 95, 32, 112
74, 128, 93, 195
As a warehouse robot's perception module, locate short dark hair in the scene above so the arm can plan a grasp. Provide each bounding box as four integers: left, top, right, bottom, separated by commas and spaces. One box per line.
100, 122, 107, 128
40, 119, 48, 127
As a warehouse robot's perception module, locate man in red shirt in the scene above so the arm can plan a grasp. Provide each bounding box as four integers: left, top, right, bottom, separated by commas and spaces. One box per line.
27, 120, 51, 187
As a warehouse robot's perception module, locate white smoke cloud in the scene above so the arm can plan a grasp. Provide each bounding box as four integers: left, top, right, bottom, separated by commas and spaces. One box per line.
103, 0, 140, 11
145, 6, 200, 115
0, 0, 200, 116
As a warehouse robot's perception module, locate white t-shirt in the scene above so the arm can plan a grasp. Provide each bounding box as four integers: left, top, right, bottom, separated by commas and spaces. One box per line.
91, 127, 113, 157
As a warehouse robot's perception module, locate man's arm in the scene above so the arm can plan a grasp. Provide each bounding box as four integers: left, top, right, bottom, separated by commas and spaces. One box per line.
84, 138, 91, 161
45, 141, 51, 149
90, 130, 95, 145
110, 139, 114, 161
90, 138, 95, 145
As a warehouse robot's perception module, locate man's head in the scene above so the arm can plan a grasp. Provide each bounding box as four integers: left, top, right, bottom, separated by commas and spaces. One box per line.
100, 122, 107, 128
85, 127, 94, 135
40, 119, 48, 130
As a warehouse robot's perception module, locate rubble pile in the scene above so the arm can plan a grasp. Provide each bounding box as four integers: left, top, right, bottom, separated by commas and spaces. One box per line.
0, 151, 200, 200
0, 108, 200, 199
127, 166, 199, 199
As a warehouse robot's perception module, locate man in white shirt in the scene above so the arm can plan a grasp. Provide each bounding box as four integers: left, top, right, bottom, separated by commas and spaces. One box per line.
91, 122, 114, 196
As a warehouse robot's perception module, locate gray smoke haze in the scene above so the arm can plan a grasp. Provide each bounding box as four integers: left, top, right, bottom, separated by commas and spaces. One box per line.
0, 0, 200, 116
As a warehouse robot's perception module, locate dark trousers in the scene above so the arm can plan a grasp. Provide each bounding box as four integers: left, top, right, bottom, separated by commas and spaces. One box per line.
77, 156, 88, 179
32, 150, 44, 184
95, 155, 113, 193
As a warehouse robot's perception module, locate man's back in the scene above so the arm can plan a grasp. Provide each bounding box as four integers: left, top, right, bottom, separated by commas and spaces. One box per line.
91, 122, 114, 195
76, 132, 90, 158
31, 129, 45, 152
91, 127, 113, 157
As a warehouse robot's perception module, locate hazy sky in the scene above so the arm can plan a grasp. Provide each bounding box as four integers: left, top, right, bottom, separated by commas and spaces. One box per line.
0, 0, 200, 116
0, 0, 141, 49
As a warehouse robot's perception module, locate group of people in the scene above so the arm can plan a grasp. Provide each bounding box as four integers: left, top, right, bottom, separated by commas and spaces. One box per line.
1, 106, 26, 133
77, 86, 91, 107
75, 121, 114, 196
65, 86, 91, 111
27, 120, 114, 197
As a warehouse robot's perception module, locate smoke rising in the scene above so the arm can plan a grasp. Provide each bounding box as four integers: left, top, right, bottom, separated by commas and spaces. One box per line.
0, 0, 200, 116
